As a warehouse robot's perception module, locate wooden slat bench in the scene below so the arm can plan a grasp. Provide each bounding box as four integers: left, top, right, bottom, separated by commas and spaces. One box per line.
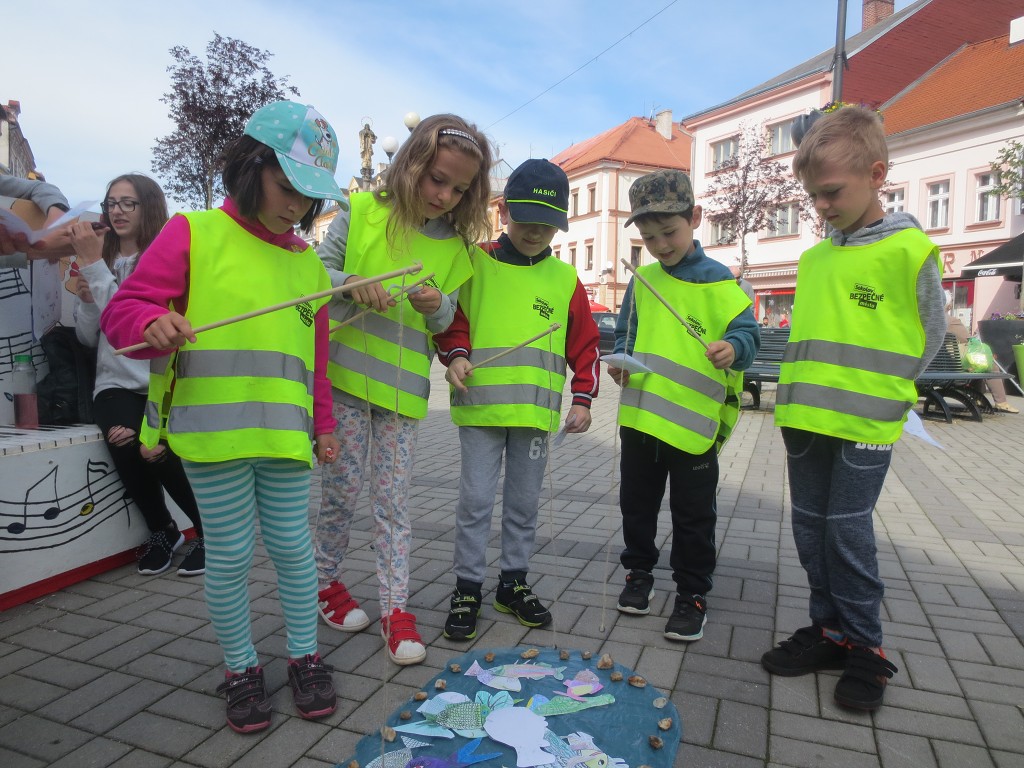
743, 327, 789, 409
915, 332, 1013, 423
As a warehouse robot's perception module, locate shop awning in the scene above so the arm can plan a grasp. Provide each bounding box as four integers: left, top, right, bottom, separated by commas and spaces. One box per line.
960, 233, 1024, 281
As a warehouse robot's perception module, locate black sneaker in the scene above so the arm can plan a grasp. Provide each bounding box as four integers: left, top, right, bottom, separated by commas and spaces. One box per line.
834, 646, 898, 711
617, 570, 654, 615
494, 579, 552, 628
137, 529, 185, 575
444, 588, 482, 640
216, 666, 272, 733
761, 625, 849, 676
177, 537, 205, 576
287, 653, 337, 719
664, 594, 707, 642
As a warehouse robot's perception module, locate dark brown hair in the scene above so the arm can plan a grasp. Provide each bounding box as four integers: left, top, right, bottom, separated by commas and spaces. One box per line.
220, 135, 325, 232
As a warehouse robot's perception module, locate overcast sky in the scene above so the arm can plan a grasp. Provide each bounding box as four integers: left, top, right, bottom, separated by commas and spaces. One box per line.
5, 0, 915, 211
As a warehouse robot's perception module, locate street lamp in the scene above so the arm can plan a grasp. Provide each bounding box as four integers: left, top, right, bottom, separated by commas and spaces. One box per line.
403, 112, 421, 133
381, 135, 399, 164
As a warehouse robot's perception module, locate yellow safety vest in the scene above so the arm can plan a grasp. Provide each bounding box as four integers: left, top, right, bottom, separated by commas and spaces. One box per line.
775, 227, 940, 444
450, 251, 577, 431
141, 209, 331, 466
327, 192, 474, 418
619, 265, 750, 454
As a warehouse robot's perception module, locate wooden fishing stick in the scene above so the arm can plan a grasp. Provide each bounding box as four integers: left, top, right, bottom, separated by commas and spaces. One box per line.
468, 323, 561, 370
326, 271, 436, 333
620, 258, 735, 374
115, 263, 423, 355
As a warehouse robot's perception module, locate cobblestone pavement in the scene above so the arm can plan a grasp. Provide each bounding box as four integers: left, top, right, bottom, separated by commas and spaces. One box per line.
1, 368, 1022, 768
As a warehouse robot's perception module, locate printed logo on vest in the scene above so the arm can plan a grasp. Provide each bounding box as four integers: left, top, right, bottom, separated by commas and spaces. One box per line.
686, 314, 707, 338
533, 296, 554, 320
296, 301, 315, 327
850, 282, 884, 310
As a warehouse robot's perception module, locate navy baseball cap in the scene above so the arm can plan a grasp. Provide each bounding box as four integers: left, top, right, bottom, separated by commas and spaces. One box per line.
504, 159, 570, 232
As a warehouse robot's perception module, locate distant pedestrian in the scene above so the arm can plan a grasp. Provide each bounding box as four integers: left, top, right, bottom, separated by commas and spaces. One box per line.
763, 106, 946, 711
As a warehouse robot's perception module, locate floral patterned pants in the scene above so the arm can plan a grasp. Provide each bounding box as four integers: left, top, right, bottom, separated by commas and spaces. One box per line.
313, 400, 418, 614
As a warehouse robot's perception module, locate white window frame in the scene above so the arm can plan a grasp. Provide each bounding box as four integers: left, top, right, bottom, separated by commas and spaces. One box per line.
710, 136, 739, 171
709, 219, 735, 245
883, 187, 905, 214
766, 203, 800, 237
926, 179, 950, 229
976, 171, 1000, 223
768, 119, 796, 156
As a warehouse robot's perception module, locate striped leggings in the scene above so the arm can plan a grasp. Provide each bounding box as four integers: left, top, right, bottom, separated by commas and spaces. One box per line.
183, 457, 319, 672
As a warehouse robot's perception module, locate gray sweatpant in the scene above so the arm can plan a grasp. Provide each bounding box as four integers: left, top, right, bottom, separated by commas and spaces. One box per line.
454, 425, 549, 585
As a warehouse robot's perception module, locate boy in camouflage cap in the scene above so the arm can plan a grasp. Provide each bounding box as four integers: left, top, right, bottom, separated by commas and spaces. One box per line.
608, 169, 759, 642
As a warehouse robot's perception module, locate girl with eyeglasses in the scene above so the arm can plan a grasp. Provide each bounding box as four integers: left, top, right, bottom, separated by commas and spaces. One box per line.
68, 174, 205, 577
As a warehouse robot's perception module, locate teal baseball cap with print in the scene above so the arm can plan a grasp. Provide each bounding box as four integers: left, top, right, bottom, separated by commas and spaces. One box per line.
244, 100, 346, 204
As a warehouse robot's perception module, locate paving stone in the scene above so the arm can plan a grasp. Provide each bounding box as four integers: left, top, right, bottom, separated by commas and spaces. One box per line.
874, 730, 937, 768
0, 714, 94, 763
46, 736, 135, 767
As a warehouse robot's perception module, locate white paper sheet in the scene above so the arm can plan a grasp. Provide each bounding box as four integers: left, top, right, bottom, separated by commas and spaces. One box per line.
600, 353, 652, 375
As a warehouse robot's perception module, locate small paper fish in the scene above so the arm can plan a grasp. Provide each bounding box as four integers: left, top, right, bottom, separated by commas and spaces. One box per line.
365, 736, 432, 768
558, 668, 603, 701
465, 659, 566, 691
527, 693, 615, 717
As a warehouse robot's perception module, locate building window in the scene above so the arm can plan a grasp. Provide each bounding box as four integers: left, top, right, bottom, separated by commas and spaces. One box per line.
927, 180, 950, 229
711, 136, 739, 171
587, 185, 596, 213
883, 188, 905, 214
709, 219, 734, 245
571, 191, 579, 217
769, 119, 795, 156
630, 245, 642, 266
585, 244, 594, 270
553, 247, 561, 261
976, 172, 1000, 222
767, 203, 800, 237
569, 246, 576, 267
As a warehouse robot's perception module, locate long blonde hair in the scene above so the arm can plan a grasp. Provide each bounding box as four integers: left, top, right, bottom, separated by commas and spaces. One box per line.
375, 113, 493, 248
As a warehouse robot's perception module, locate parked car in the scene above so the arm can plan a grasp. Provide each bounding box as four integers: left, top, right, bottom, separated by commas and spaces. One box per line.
592, 311, 618, 354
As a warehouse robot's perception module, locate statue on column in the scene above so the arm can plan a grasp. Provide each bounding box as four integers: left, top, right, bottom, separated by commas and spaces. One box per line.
359, 122, 377, 174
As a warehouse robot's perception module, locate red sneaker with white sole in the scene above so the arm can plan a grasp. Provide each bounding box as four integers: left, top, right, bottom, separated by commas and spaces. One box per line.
317, 581, 370, 632
381, 608, 426, 665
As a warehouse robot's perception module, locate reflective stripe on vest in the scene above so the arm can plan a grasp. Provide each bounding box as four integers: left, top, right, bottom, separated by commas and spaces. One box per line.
775, 227, 940, 444
618, 265, 750, 454
327, 192, 474, 418
449, 250, 576, 431
140, 209, 330, 465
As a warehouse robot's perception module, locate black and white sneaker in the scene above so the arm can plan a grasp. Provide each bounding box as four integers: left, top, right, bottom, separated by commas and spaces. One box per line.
138, 529, 185, 575
177, 537, 205, 576
617, 570, 654, 615
664, 594, 707, 642
494, 579, 552, 628
444, 588, 482, 641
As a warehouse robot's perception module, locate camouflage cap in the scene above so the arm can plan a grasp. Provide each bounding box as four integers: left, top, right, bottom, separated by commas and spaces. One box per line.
624, 169, 694, 227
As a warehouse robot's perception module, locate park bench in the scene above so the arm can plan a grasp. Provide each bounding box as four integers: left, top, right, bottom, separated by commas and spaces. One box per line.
915, 332, 1014, 423
743, 327, 789, 409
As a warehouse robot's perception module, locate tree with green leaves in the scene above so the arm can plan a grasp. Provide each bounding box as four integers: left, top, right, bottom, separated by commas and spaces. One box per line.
701, 121, 811, 276
989, 139, 1024, 208
151, 33, 299, 210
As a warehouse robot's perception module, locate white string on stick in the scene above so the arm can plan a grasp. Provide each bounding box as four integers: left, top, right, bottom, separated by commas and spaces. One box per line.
327, 271, 436, 334
114, 262, 424, 355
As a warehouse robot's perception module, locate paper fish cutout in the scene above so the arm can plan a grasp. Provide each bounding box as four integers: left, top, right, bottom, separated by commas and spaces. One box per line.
527, 693, 615, 717
405, 737, 501, 768
465, 659, 566, 691
365, 735, 432, 768
541, 730, 628, 768
557, 668, 604, 701
395, 690, 516, 739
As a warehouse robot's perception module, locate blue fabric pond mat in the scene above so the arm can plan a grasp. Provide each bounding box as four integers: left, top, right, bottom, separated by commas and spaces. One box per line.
341, 646, 681, 768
